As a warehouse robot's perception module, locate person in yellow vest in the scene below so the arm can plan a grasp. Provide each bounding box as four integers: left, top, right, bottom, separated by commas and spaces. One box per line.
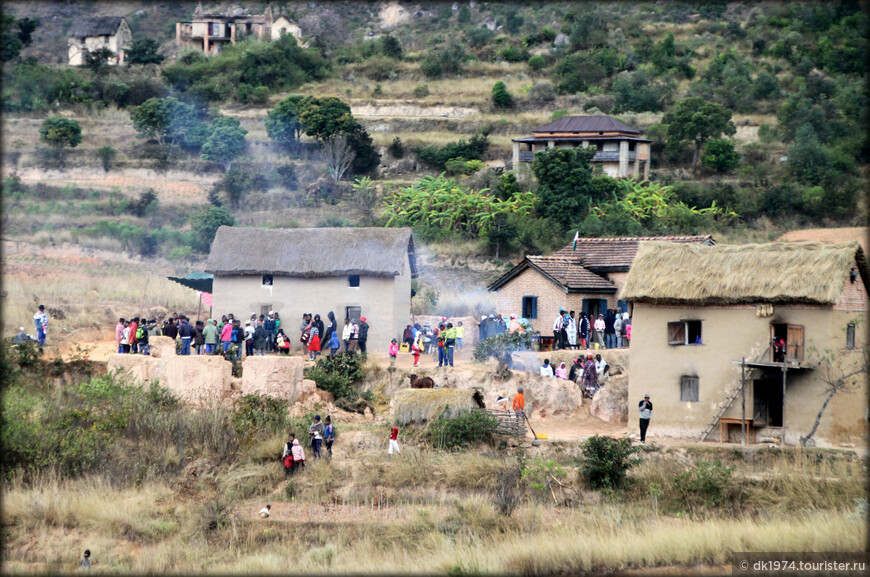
456, 321, 465, 350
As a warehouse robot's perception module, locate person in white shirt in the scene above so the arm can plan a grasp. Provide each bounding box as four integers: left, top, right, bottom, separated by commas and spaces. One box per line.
593, 314, 606, 348
540, 358, 554, 377
552, 310, 565, 350
259, 504, 271, 518
595, 353, 610, 386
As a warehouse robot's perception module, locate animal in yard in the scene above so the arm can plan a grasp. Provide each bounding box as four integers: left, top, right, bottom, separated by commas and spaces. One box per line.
408, 374, 435, 388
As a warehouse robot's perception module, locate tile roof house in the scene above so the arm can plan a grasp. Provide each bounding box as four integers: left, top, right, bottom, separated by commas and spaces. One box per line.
623, 241, 868, 447
488, 235, 714, 334
67, 16, 132, 66
512, 115, 651, 178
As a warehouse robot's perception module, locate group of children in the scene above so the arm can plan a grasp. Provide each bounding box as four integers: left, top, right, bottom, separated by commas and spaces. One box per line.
539, 353, 610, 398
388, 318, 465, 367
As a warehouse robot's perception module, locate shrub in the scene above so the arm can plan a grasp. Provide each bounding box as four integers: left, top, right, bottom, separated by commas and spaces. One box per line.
414, 132, 489, 170
231, 394, 288, 445
528, 82, 556, 104
425, 410, 499, 450
413, 84, 430, 98
303, 352, 364, 401
492, 80, 514, 109
276, 164, 298, 189
673, 460, 739, 513
578, 435, 641, 490
473, 331, 532, 371
701, 139, 741, 173
388, 136, 405, 158
528, 54, 547, 72
96, 145, 117, 173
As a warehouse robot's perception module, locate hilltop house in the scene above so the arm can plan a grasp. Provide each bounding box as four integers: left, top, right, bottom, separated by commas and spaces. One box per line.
488, 236, 714, 335
205, 227, 417, 352
622, 241, 868, 448
271, 16, 305, 45
176, 2, 275, 54
67, 17, 132, 66
512, 116, 651, 178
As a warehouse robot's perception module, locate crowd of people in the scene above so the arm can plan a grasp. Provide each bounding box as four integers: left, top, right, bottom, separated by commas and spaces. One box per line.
550, 308, 631, 351
111, 310, 374, 361
539, 353, 611, 398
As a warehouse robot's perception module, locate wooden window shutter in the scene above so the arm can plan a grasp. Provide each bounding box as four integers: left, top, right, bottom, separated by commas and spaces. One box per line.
680, 375, 699, 402
668, 321, 685, 345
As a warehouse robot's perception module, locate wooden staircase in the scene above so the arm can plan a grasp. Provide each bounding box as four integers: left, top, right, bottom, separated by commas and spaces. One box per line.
479, 409, 527, 437
697, 346, 770, 443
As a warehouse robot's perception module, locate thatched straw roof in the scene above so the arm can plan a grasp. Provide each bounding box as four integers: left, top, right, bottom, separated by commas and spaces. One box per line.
205, 226, 417, 278
68, 17, 126, 38
392, 389, 485, 425
622, 241, 869, 305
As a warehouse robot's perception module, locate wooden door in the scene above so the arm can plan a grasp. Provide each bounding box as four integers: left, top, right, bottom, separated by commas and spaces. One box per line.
786, 325, 804, 361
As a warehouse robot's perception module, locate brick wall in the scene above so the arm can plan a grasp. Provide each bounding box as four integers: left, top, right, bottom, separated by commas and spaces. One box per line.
834, 260, 869, 311
492, 267, 618, 334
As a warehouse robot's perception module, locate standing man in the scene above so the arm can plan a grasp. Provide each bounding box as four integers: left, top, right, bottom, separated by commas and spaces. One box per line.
512, 386, 526, 425
264, 312, 277, 353
203, 319, 218, 354
357, 316, 369, 355
324, 416, 335, 461
308, 415, 325, 460
567, 311, 577, 350
387, 426, 401, 455
594, 314, 606, 349
444, 322, 456, 367
552, 309, 564, 350
128, 317, 139, 354
115, 318, 126, 353
638, 394, 653, 444
341, 318, 352, 352
33, 305, 49, 346
178, 317, 194, 355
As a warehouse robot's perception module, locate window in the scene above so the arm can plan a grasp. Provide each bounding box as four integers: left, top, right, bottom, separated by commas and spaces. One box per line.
261, 275, 273, 286
522, 296, 538, 319
668, 320, 703, 345
260, 304, 271, 318
348, 275, 360, 288
346, 306, 361, 323
846, 323, 856, 350
680, 376, 699, 402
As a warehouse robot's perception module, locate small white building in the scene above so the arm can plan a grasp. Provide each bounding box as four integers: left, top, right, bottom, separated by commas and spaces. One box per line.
67, 17, 132, 66
271, 16, 304, 44
205, 227, 418, 353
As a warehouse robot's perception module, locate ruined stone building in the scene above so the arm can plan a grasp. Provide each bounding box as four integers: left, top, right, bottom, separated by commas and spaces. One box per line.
488, 235, 714, 337
205, 226, 417, 352
175, 3, 303, 53
512, 116, 652, 178
67, 17, 132, 66
622, 241, 868, 448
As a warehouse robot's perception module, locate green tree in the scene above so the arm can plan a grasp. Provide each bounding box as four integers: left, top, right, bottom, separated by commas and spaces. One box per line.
201, 117, 247, 172
663, 97, 736, 168
127, 37, 164, 65
700, 139, 741, 173
457, 4, 471, 24
83, 47, 116, 73
189, 206, 235, 252
130, 97, 204, 149
528, 54, 547, 72
39, 117, 82, 171
265, 94, 305, 150
531, 146, 605, 233
492, 80, 514, 109
1, 14, 39, 62
388, 136, 404, 158
380, 34, 402, 59
787, 125, 828, 186
298, 96, 379, 174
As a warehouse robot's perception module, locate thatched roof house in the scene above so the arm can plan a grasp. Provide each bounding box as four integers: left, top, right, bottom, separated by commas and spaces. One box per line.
205, 226, 417, 354
625, 241, 868, 448
67, 16, 131, 66
393, 389, 485, 425
489, 235, 713, 336
622, 241, 869, 305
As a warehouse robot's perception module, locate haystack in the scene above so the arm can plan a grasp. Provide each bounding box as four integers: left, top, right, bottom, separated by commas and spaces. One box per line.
622, 241, 868, 305
392, 389, 485, 425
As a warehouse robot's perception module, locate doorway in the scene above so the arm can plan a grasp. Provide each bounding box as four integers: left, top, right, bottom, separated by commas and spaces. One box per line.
753, 377, 783, 427
770, 323, 805, 362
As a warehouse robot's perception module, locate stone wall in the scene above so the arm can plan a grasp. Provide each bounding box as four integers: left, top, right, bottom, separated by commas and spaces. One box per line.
240, 356, 305, 400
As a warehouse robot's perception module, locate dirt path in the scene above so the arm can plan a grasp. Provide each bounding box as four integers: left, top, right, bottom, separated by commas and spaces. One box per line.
778, 227, 867, 250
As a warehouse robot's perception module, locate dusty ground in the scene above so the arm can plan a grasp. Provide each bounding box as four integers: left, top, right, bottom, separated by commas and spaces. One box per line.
778, 227, 867, 251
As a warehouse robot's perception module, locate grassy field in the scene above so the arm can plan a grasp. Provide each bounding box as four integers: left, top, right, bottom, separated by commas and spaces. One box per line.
2, 440, 865, 574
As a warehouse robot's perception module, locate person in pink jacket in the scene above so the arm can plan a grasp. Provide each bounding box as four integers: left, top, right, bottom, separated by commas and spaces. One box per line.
389, 338, 399, 367
220, 320, 233, 352
291, 438, 305, 474
115, 318, 125, 353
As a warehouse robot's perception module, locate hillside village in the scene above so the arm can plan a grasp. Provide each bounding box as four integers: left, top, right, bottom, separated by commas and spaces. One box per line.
2, 1, 868, 574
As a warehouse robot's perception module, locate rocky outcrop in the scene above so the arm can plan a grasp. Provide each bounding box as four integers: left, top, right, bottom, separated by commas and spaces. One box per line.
164, 355, 233, 403
590, 373, 628, 424
240, 355, 305, 400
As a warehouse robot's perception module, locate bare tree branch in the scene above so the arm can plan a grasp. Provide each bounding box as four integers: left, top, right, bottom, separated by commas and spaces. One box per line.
800, 346, 869, 446
320, 135, 356, 184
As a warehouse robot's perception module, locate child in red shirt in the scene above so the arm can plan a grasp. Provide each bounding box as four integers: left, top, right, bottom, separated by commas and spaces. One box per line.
388, 426, 400, 455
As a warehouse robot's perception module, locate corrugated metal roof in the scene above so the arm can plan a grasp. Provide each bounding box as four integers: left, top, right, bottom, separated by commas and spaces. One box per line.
533, 116, 640, 135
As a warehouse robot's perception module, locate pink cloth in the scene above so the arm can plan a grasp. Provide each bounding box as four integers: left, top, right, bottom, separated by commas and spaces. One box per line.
389, 342, 399, 356
220, 323, 232, 342
555, 364, 568, 379
115, 322, 124, 344
626, 324, 632, 340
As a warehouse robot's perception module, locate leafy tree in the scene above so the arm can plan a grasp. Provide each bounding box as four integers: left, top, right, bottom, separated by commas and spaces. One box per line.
352, 176, 378, 226
505, 9, 524, 34
493, 172, 522, 200
38, 117, 82, 171
130, 97, 206, 149
492, 80, 514, 109
530, 146, 604, 232
528, 54, 546, 72
419, 45, 465, 78
578, 435, 641, 490
380, 34, 402, 59
201, 117, 247, 172
84, 47, 116, 73
1, 14, 39, 62
611, 71, 665, 113
414, 132, 489, 170
212, 167, 261, 209
700, 139, 741, 173
663, 97, 736, 168
465, 27, 493, 48
127, 37, 164, 65
787, 125, 828, 186
298, 96, 355, 139
265, 94, 305, 149
457, 4, 471, 24
189, 205, 235, 252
